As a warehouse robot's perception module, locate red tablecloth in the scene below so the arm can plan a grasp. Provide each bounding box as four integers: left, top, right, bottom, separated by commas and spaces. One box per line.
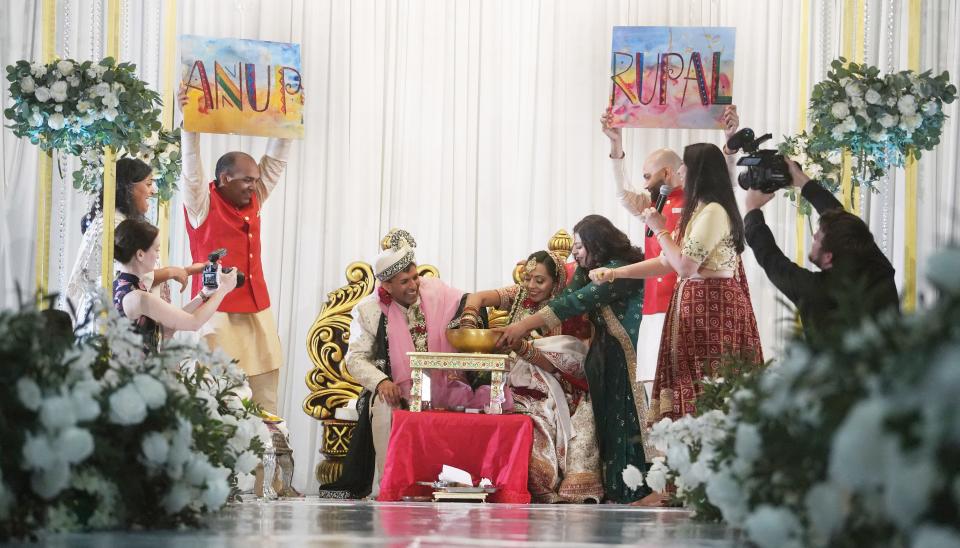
377, 410, 533, 503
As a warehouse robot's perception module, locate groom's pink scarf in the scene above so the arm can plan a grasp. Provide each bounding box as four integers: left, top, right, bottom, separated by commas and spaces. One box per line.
378, 277, 469, 406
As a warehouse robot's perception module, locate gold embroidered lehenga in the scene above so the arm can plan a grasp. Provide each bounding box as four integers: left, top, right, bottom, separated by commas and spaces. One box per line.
650, 202, 764, 422
495, 256, 604, 503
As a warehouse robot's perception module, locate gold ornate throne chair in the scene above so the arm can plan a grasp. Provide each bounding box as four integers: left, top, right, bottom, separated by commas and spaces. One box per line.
303, 230, 574, 484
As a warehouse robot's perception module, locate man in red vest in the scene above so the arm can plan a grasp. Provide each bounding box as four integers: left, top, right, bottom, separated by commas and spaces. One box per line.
178, 87, 291, 413
600, 106, 740, 401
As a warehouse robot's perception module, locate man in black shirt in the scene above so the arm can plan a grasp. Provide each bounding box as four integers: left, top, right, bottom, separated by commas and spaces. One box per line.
743, 160, 900, 341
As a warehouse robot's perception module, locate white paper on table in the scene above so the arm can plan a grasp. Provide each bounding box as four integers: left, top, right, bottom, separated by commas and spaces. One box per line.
423, 374, 432, 403
478, 478, 493, 488
438, 465, 473, 486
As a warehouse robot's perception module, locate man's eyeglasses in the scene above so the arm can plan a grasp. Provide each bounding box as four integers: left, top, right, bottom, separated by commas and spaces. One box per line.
226, 176, 262, 186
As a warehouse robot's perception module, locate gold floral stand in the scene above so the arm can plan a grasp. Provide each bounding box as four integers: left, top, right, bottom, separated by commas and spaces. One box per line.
407, 352, 510, 414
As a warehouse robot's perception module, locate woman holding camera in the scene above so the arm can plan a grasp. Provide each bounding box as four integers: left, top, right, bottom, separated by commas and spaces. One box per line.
114, 218, 237, 353
65, 157, 204, 325
590, 143, 764, 426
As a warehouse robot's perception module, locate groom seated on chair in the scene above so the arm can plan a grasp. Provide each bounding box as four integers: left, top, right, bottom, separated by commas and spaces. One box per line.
319, 230, 488, 499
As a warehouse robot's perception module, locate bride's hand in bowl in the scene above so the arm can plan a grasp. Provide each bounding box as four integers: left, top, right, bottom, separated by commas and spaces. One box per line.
493, 325, 527, 349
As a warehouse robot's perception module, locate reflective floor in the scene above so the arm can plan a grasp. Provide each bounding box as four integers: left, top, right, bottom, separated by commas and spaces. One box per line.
26, 497, 744, 547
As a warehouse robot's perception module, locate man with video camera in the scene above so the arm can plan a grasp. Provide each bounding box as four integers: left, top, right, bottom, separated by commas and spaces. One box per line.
742, 159, 900, 341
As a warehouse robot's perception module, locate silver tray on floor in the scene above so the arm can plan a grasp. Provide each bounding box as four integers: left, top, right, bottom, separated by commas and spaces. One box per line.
443, 486, 497, 494
416, 481, 497, 494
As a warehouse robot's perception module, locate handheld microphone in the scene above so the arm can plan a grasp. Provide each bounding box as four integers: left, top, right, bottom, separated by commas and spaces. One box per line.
645, 185, 672, 238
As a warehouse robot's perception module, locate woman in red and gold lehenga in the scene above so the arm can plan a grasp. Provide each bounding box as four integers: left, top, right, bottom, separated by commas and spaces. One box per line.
591, 142, 764, 422
460, 250, 603, 503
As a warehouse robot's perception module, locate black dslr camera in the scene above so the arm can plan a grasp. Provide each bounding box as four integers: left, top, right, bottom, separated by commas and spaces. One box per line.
727, 128, 792, 193
202, 248, 246, 289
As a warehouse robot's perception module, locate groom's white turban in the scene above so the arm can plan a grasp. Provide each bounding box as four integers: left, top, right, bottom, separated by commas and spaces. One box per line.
375, 229, 417, 282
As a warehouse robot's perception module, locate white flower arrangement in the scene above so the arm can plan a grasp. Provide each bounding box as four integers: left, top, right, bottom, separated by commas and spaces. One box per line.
779, 59, 956, 203
640, 246, 960, 547
621, 464, 644, 490
72, 128, 182, 202
4, 57, 181, 201
0, 293, 269, 539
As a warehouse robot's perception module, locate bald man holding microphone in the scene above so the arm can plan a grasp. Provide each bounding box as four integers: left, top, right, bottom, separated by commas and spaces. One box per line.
600, 105, 740, 401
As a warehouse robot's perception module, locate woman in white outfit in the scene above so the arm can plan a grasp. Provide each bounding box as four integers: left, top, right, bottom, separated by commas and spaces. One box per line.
63, 157, 202, 327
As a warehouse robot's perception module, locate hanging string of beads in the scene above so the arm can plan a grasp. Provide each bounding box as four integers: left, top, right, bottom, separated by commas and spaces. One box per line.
120, 0, 130, 69
879, 0, 897, 257
859, 0, 872, 219
89, 0, 104, 223
824, 0, 831, 79
151, 0, 162, 88
56, 0, 74, 295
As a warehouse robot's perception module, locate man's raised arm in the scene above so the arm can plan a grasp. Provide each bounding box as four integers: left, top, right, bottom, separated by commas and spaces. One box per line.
177, 86, 211, 229
801, 178, 845, 215
720, 105, 741, 186
255, 138, 293, 204
611, 155, 652, 216
785, 158, 844, 214
744, 205, 815, 305
601, 111, 651, 216
180, 129, 210, 229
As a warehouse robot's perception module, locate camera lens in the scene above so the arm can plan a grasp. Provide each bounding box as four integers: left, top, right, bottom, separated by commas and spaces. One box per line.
222, 267, 246, 288
736, 150, 793, 193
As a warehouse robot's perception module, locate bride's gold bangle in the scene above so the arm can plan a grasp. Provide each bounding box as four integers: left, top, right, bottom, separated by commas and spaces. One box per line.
655, 229, 670, 240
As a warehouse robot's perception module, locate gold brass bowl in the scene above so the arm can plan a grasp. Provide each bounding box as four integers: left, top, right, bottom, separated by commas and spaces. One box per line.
446, 328, 503, 354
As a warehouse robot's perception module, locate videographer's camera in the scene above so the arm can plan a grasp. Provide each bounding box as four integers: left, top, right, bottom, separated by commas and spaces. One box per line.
202, 248, 246, 289
727, 128, 792, 193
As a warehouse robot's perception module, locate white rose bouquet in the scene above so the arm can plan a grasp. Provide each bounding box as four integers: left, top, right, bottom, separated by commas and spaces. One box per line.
779, 58, 956, 203
643, 247, 960, 547
4, 57, 181, 201
73, 128, 181, 201
0, 294, 268, 540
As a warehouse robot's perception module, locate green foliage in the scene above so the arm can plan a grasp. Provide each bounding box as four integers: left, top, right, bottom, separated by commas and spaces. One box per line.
779, 58, 955, 215
652, 248, 960, 547
0, 292, 268, 539
5, 57, 180, 201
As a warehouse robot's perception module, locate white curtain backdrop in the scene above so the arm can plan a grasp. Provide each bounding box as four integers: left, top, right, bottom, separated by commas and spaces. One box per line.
2, 0, 958, 493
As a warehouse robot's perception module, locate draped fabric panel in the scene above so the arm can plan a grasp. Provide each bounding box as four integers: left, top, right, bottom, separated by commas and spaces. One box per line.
1, 0, 42, 304
2, 0, 958, 493
914, 0, 960, 303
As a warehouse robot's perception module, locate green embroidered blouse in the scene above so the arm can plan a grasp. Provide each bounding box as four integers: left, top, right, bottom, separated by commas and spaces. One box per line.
538, 259, 650, 503
538, 259, 644, 343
